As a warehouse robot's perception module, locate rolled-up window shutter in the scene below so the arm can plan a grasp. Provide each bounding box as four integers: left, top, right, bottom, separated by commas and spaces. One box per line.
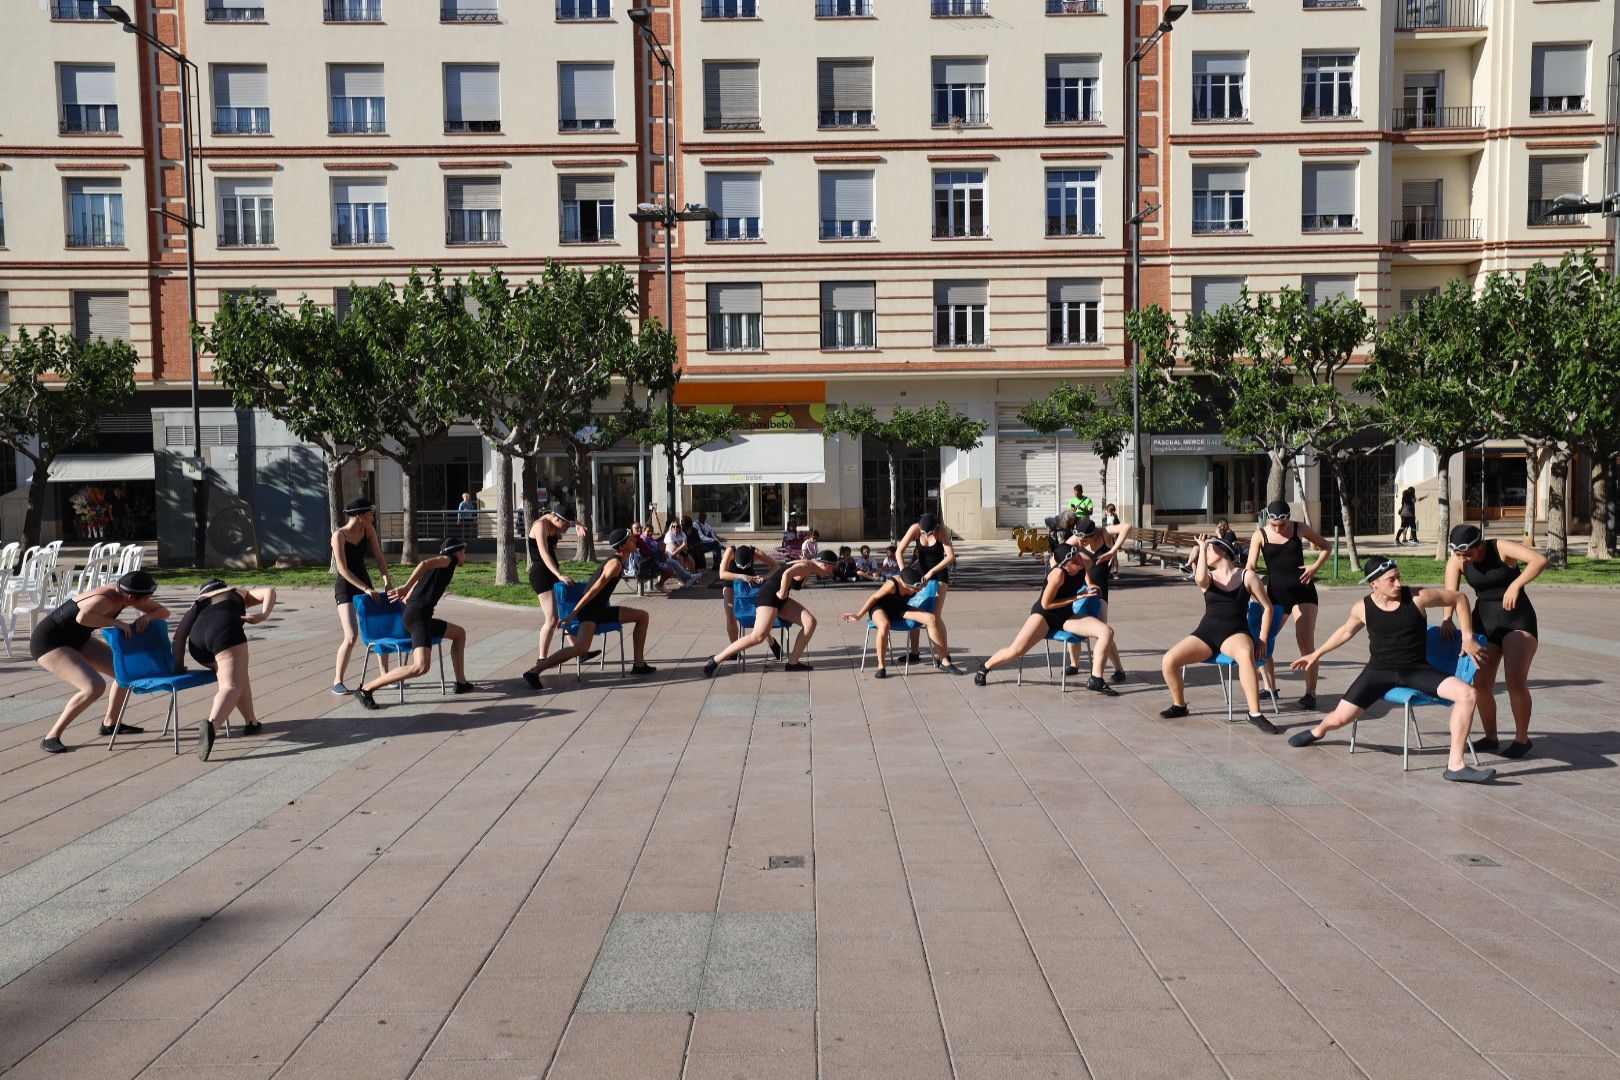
561, 175, 614, 202
219, 178, 272, 199
706, 172, 761, 217
1047, 56, 1099, 81
704, 62, 759, 124
1049, 279, 1101, 305
1194, 277, 1244, 314
1403, 71, 1441, 90
447, 177, 501, 210
818, 60, 873, 111
1194, 166, 1245, 191
66, 178, 122, 198
213, 65, 269, 109
1401, 180, 1439, 208
1303, 164, 1355, 217
77, 293, 130, 343
561, 63, 614, 122
936, 280, 987, 307
1529, 157, 1585, 201
61, 65, 117, 105
933, 58, 986, 84
822, 282, 875, 311
1532, 44, 1587, 98
334, 179, 388, 203
330, 65, 385, 98
820, 171, 874, 219
1304, 275, 1354, 307
1193, 53, 1246, 77
708, 283, 762, 315
446, 65, 500, 122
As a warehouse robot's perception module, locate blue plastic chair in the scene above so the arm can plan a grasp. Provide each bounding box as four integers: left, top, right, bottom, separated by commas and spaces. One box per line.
1198, 602, 1284, 724
553, 582, 626, 675
99, 621, 220, 754
859, 581, 939, 673
352, 593, 446, 702
733, 579, 796, 669
1020, 595, 1102, 692
1352, 625, 1486, 771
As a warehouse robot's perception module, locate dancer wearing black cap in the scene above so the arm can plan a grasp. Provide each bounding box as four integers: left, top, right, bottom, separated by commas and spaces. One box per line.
171, 579, 277, 760
972, 542, 1117, 695
704, 551, 838, 676
355, 539, 474, 709
31, 571, 169, 754
1064, 517, 1131, 682
528, 503, 587, 672
1248, 500, 1329, 709
840, 566, 961, 677
330, 497, 393, 696
527, 528, 656, 687
1286, 558, 1493, 782
1158, 535, 1278, 731
895, 513, 957, 663
1443, 524, 1547, 760
719, 544, 782, 658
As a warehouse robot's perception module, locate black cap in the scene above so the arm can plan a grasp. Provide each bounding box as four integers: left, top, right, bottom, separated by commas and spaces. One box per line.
1071, 517, 1098, 539
554, 501, 576, 523
1448, 524, 1484, 552
898, 566, 924, 587
198, 578, 229, 595
1207, 536, 1239, 561
919, 513, 939, 532
1266, 500, 1291, 521
116, 570, 157, 597
814, 550, 839, 566
607, 527, 632, 549
344, 497, 376, 516
439, 538, 467, 555
1361, 557, 1400, 585
733, 544, 755, 569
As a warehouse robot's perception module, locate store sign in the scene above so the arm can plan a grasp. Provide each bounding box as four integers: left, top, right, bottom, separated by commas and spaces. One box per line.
695, 403, 826, 431
1151, 434, 1228, 455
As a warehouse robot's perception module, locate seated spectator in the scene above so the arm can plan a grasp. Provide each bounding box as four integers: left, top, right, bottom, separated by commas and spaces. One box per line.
692, 511, 725, 571
801, 529, 821, 561
855, 544, 880, 580
664, 521, 697, 574
880, 545, 900, 576
835, 545, 859, 582
631, 523, 698, 591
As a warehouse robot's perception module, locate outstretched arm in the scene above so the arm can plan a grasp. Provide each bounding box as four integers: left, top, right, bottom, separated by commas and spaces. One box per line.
1293, 602, 1365, 669
391, 557, 445, 605
1416, 587, 1483, 662
842, 582, 892, 622
1191, 537, 1213, 590
1245, 570, 1272, 658
242, 586, 277, 624
366, 525, 393, 589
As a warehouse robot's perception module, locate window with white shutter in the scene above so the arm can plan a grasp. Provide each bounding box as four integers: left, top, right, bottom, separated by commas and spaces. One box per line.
1046, 56, 1100, 123
59, 64, 118, 134
446, 177, 502, 244
1192, 166, 1246, 233
703, 62, 760, 131
332, 178, 388, 245
560, 175, 614, 243
1191, 277, 1244, 316
218, 178, 275, 247
1192, 54, 1245, 121
212, 65, 270, 135
445, 65, 501, 133
931, 58, 987, 126
72, 292, 130, 343
707, 283, 763, 351
706, 172, 762, 240
1301, 52, 1356, 119
1303, 275, 1355, 309
817, 60, 873, 128
934, 280, 987, 347
819, 171, 874, 239
1398, 179, 1442, 239
1302, 163, 1356, 232
206, 0, 266, 20
820, 282, 876, 349
1531, 44, 1588, 114
1047, 279, 1100, 345
329, 65, 386, 133
559, 63, 614, 130
1528, 157, 1586, 225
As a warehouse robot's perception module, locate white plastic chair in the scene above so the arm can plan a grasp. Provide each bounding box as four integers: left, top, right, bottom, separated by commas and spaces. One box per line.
0, 542, 20, 604
71, 542, 106, 595
116, 544, 143, 576
1, 547, 50, 657
38, 541, 66, 605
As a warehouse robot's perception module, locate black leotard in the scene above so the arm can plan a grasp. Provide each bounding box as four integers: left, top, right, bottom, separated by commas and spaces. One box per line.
915, 532, 950, 585
1191, 573, 1251, 655
333, 534, 373, 606
1081, 545, 1113, 602
528, 531, 562, 594
403, 561, 456, 650
573, 559, 625, 627
873, 585, 913, 624
1031, 565, 1087, 632
1261, 526, 1318, 610
29, 598, 93, 661
1342, 586, 1446, 708
186, 591, 249, 666
1464, 540, 1538, 646
755, 566, 801, 609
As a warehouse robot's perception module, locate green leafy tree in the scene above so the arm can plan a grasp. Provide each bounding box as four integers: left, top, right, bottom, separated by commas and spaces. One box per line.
631, 405, 759, 496
820, 401, 987, 540
0, 326, 138, 549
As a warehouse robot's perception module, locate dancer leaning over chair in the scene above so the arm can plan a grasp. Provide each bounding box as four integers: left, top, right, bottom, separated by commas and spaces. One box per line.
719, 544, 781, 658
1249, 499, 1329, 710
1442, 523, 1546, 761
841, 566, 962, 678
331, 497, 393, 696
525, 501, 587, 684
972, 542, 1117, 696
32, 571, 169, 754
1158, 535, 1278, 733
1064, 517, 1131, 682
529, 528, 657, 687
355, 539, 475, 710
704, 551, 838, 676
895, 512, 956, 664
171, 579, 276, 760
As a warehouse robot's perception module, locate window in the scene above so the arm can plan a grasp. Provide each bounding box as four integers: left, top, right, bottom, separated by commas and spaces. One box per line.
1047, 280, 1100, 345
1045, 0, 1102, 10
819, 171, 874, 239
65, 179, 123, 247
329, 65, 386, 134
1398, 287, 1438, 314
1045, 170, 1098, 237
556, 0, 608, 18
703, 62, 760, 130
1193, 0, 1247, 8
706, 172, 762, 240
1528, 157, 1586, 225
821, 282, 876, 349
52, 1, 111, 19
1301, 163, 1356, 232
1046, 56, 1100, 123
933, 0, 988, 15
71, 292, 130, 344
325, 0, 382, 21
560, 175, 614, 242
818, 59, 874, 128
59, 65, 118, 134
218, 179, 274, 247
933, 171, 985, 238
1530, 44, 1589, 114
932, 58, 987, 126
1192, 166, 1246, 233
207, 1, 267, 22
446, 178, 502, 243
559, 63, 614, 130
707, 284, 763, 351
0, 293, 9, 337
816, 0, 872, 15
332, 178, 388, 245
1397, 179, 1440, 239
445, 65, 501, 133
702, 0, 756, 16
211, 65, 270, 135
443, 0, 500, 20
1398, 72, 1442, 129
333, 287, 353, 321
1191, 277, 1243, 317
1192, 54, 1246, 121
934, 281, 987, 347
221, 289, 278, 310
1301, 52, 1356, 119
1303, 275, 1354, 309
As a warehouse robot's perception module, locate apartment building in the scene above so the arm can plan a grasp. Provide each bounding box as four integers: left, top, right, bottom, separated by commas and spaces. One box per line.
0, 0, 1614, 552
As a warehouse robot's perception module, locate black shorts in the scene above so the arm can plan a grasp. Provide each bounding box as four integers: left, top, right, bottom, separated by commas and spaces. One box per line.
335, 579, 371, 607
573, 604, 621, 628
188, 612, 249, 667
1474, 599, 1538, 647
402, 610, 447, 651
28, 618, 91, 662
1267, 579, 1318, 611
529, 563, 561, 595
1343, 665, 1452, 710
1033, 604, 1071, 634
1192, 616, 1251, 657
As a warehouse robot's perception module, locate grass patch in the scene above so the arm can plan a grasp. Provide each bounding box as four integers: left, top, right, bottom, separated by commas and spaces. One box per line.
1308, 554, 1620, 587
152, 558, 601, 607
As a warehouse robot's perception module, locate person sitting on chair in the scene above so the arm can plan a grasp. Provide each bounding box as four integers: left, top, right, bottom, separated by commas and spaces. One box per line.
841, 567, 961, 678
355, 539, 475, 710
704, 551, 838, 675
527, 528, 657, 688
172, 579, 277, 760
1157, 536, 1275, 731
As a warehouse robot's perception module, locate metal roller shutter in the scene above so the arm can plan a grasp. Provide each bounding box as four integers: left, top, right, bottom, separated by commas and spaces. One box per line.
447, 177, 501, 210
212, 65, 269, 109
1528, 157, 1585, 202
707, 283, 761, 315
560, 63, 614, 123
703, 62, 759, 126
560, 175, 614, 202
821, 281, 875, 310
1532, 44, 1587, 99
932, 58, 986, 85
818, 59, 873, 111
819, 171, 874, 219
445, 65, 501, 123
706, 172, 761, 217
994, 405, 1111, 528
329, 65, 384, 98
1303, 163, 1355, 217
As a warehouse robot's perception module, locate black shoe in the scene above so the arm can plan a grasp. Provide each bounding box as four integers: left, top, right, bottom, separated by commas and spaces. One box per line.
40, 737, 69, 754
973, 668, 988, 686
1111, 671, 1128, 684
1160, 704, 1189, 719
242, 721, 262, 736
907, 652, 922, 664
1064, 666, 1080, 678
1288, 728, 1321, 747
1298, 693, 1317, 711
1471, 735, 1501, 753
581, 649, 603, 664
937, 660, 964, 675
197, 720, 215, 762
1502, 739, 1533, 760
784, 661, 814, 672
98, 722, 145, 737
355, 688, 379, 711
768, 638, 782, 661
874, 668, 888, 679
1086, 676, 1118, 697
703, 657, 720, 679
631, 664, 657, 676
522, 670, 543, 691
1257, 689, 1277, 704
1443, 765, 1497, 783
1247, 712, 1281, 735
454, 681, 476, 694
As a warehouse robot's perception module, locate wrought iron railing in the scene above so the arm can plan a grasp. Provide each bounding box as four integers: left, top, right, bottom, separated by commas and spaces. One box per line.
1394, 0, 1484, 30
1390, 216, 1481, 241
1390, 105, 1484, 129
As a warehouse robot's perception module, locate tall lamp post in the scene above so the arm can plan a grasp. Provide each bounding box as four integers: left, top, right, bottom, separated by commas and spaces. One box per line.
102, 3, 208, 567
1125, 3, 1186, 531
626, 7, 715, 523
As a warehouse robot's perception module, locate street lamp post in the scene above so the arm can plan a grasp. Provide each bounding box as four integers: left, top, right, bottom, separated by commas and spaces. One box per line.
1125, 3, 1186, 532
102, 4, 208, 568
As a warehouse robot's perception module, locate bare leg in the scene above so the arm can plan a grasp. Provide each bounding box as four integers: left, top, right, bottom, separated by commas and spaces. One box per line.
1439, 675, 1479, 770
1063, 616, 1113, 679
205, 646, 246, 733
77, 639, 129, 729
1294, 604, 1319, 696
723, 586, 738, 642
1472, 645, 1503, 739
1161, 636, 1215, 707
912, 611, 951, 664
872, 610, 892, 670
536, 590, 560, 661
1223, 634, 1261, 715
231, 649, 259, 727
445, 622, 468, 682
1500, 632, 1538, 744
619, 608, 650, 665
536, 622, 598, 672
982, 615, 1050, 673
908, 582, 947, 655
362, 646, 432, 693
1304, 699, 1366, 739
712, 610, 777, 664
334, 603, 360, 686
786, 601, 817, 664
38, 648, 107, 741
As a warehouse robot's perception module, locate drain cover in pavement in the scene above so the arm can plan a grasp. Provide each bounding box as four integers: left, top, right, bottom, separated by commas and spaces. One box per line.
768, 855, 806, 869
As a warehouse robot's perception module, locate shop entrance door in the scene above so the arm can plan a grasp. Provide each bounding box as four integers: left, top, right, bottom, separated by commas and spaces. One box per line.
1464, 452, 1528, 523
595, 460, 644, 533
862, 447, 940, 539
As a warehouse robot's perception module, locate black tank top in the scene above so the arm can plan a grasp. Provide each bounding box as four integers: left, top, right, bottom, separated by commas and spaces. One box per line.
1033, 564, 1086, 616
341, 536, 371, 588
406, 562, 456, 618
1261, 527, 1304, 585
916, 533, 947, 572
1203, 573, 1249, 622
1364, 586, 1428, 670
874, 584, 912, 623
1464, 541, 1520, 603
526, 532, 559, 567
757, 565, 799, 605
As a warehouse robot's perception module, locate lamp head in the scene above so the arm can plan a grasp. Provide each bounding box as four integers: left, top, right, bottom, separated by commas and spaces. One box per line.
1163, 3, 1188, 22
627, 6, 653, 27
99, 4, 133, 24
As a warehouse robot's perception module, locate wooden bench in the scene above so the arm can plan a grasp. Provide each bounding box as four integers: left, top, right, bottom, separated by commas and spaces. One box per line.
1129, 527, 1193, 568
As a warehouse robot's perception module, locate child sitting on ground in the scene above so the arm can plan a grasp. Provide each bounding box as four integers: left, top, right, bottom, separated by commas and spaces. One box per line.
855, 544, 880, 580
835, 545, 859, 582
880, 545, 900, 576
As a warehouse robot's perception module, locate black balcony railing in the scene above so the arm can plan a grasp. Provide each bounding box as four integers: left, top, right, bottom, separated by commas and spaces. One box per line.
819, 109, 874, 128
1302, 105, 1358, 120
447, 213, 503, 244
1046, 217, 1100, 237
214, 107, 270, 135
1192, 103, 1248, 121
556, 0, 609, 18
1303, 0, 1359, 8
60, 105, 119, 134
324, 0, 382, 21
218, 230, 275, 248
704, 116, 761, 131
820, 219, 874, 239
67, 230, 124, 248
333, 227, 389, 245
932, 0, 988, 14
932, 111, 988, 126
1391, 216, 1481, 241
815, 0, 872, 14
1391, 104, 1485, 129
329, 118, 387, 133
1045, 0, 1102, 12
206, 5, 266, 20
1192, 218, 1248, 234
1192, 0, 1247, 10
1395, 0, 1484, 30
444, 119, 502, 133
700, 0, 756, 15
51, 0, 107, 18
1531, 95, 1589, 115
559, 118, 614, 131
1527, 199, 1586, 226
442, 6, 500, 20
1046, 109, 1101, 124
1302, 213, 1358, 232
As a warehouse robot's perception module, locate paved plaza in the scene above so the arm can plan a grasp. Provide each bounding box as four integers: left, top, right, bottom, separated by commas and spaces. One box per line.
1, 566, 1619, 1080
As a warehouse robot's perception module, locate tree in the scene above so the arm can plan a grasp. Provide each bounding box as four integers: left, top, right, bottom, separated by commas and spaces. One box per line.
0, 326, 138, 549
199, 293, 386, 533
820, 401, 986, 540
631, 406, 758, 495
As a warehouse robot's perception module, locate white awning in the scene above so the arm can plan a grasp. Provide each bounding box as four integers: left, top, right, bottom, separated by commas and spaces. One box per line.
684, 433, 827, 486
46, 453, 156, 483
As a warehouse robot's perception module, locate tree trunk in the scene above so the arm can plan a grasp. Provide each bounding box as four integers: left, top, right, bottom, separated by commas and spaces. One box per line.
494, 447, 516, 585
1099, 459, 1108, 510
1294, 458, 1313, 528
571, 443, 598, 562
1330, 456, 1361, 573
1544, 447, 1569, 569
399, 454, 420, 565
520, 453, 541, 576
1590, 456, 1611, 561
1433, 453, 1453, 562
325, 453, 345, 532
1266, 450, 1287, 504
21, 460, 48, 550
886, 444, 901, 542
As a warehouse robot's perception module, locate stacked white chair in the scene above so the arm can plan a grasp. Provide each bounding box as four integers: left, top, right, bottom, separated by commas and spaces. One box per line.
71, 542, 107, 595
1, 547, 50, 657
39, 541, 66, 606
0, 542, 20, 599
115, 544, 143, 577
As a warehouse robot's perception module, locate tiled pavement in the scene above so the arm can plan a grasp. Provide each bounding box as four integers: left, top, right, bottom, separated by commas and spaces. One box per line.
0, 575, 1618, 1080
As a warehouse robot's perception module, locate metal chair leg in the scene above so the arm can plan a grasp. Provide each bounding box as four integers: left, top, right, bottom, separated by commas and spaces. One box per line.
438, 641, 447, 695
861, 625, 870, 671
172, 695, 182, 755
357, 649, 371, 690
107, 693, 133, 750
1403, 702, 1414, 771
1224, 665, 1236, 724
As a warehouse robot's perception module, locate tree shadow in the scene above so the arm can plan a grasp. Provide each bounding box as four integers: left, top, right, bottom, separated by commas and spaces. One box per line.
1483, 730, 1620, 777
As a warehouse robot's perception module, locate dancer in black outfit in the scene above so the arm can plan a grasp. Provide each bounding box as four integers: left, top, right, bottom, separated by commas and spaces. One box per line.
528, 502, 587, 670
1064, 518, 1131, 681
331, 497, 393, 695
704, 551, 838, 676
719, 544, 781, 656
1442, 524, 1547, 760
1248, 500, 1329, 709
355, 539, 474, 709
172, 580, 277, 760
840, 566, 961, 677
972, 543, 1117, 695
32, 571, 169, 754
528, 528, 656, 686
895, 513, 956, 662
1287, 558, 1492, 782
1157, 535, 1277, 731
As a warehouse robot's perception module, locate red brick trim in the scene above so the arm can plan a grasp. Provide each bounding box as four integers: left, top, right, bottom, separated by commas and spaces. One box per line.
1187, 149, 1259, 158
926, 153, 998, 163
551, 158, 628, 168
207, 162, 283, 171
1040, 151, 1111, 161
812, 155, 886, 164
441, 160, 513, 170
53, 162, 129, 171
697, 156, 772, 165
1524, 140, 1601, 150
323, 162, 398, 171
1299, 146, 1371, 155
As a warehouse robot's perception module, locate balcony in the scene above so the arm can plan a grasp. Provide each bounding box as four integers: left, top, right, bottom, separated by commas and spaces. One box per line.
329, 118, 387, 134
1192, 0, 1247, 9
1391, 105, 1484, 130
443, 6, 500, 20
213, 107, 270, 135
206, 5, 266, 20
708, 218, 761, 241
820, 220, 875, 240
1046, 0, 1102, 12
704, 116, 761, 131
1301, 105, 1357, 121
60, 105, 119, 134
1303, 0, 1359, 7
933, 0, 988, 14
218, 230, 275, 248
1193, 216, 1248, 234
559, 118, 614, 131
67, 229, 124, 248
1395, 0, 1483, 31
1531, 95, 1589, 116
700, 0, 756, 16
1302, 213, 1358, 233
1047, 108, 1101, 124
1390, 216, 1480, 241
555, 0, 608, 19
444, 119, 502, 133
1527, 199, 1586, 227
932, 111, 989, 127
1193, 103, 1248, 122
815, 0, 872, 14
324, 0, 382, 22
51, 0, 108, 18
447, 211, 502, 245
333, 226, 388, 246
819, 109, 874, 128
